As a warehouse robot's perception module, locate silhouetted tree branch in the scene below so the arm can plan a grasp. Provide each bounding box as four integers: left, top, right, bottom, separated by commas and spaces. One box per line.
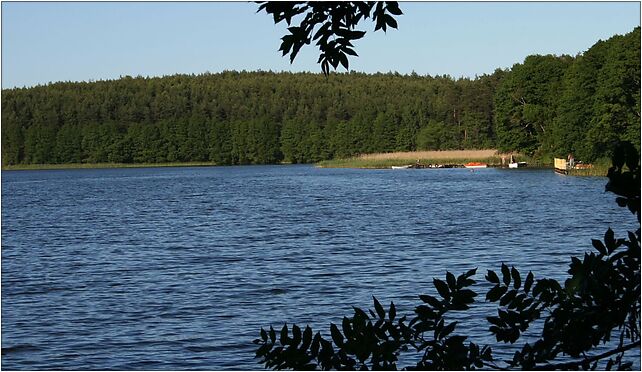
532, 340, 640, 370
256, 1, 402, 75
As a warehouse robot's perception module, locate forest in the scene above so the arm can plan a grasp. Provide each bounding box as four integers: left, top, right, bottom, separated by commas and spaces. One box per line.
1, 27, 639, 167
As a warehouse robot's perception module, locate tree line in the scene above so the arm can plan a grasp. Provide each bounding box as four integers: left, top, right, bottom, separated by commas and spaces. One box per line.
1, 27, 638, 166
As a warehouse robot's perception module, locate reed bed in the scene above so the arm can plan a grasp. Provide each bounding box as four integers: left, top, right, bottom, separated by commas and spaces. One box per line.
567, 163, 610, 177
317, 149, 526, 169
357, 149, 500, 161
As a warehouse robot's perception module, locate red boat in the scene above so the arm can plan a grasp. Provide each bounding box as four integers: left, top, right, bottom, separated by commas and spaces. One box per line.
464, 162, 487, 169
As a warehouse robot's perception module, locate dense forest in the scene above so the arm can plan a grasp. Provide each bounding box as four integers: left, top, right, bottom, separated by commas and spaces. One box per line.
1, 27, 639, 166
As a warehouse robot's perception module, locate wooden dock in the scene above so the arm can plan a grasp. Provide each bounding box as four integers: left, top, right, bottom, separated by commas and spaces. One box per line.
554, 158, 568, 175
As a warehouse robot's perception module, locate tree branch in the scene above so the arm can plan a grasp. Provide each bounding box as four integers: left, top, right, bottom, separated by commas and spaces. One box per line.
533, 340, 640, 370
482, 361, 509, 370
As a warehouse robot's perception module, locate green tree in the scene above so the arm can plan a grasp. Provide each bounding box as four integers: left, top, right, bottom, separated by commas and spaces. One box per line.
210, 120, 234, 165
494, 55, 573, 156
54, 123, 82, 163
584, 28, 641, 160
394, 106, 420, 151
1, 113, 24, 165
24, 123, 56, 164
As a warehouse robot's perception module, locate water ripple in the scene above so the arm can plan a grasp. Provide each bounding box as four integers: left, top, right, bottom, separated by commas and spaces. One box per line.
2, 166, 634, 369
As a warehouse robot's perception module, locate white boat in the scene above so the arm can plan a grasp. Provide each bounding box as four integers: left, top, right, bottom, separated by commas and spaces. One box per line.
508, 162, 527, 168
391, 165, 412, 169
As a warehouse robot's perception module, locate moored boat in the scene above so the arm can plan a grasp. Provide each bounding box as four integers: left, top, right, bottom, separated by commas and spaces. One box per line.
464, 162, 487, 169
391, 165, 412, 169
508, 162, 527, 168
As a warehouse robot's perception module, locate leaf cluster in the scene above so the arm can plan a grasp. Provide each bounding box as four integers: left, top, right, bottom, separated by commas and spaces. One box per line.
257, 2, 402, 75
255, 297, 413, 370
255, 269, 493, 370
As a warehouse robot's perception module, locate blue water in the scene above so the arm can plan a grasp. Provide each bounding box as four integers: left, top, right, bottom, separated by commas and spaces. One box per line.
1, 165, 636, 369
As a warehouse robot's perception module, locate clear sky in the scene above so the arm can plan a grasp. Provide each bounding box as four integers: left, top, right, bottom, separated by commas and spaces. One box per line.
2, 1, 640, 88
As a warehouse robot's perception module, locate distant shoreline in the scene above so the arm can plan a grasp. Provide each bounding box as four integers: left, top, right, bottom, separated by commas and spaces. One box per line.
1, 161, 220, 171
2, 151, 609, 177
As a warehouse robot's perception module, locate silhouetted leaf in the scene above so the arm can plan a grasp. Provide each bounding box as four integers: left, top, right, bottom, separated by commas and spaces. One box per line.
434, 278, 450, 299
353, 306, 369, 320
419, 294, 443, 309
349, 30, 367, 39
383, 14, 398, 29
374, 296, 385, 319
280, 324, 288, 344
487, 316, 503, 327
500, 289, 518, 306
440, 321, 457, 339
486, 270, 500, 284
311, 332, 321, 356
385, 2, 403, 15
487, 285, 508, 302
524, 272, 534, 293
330, 323, 344, 347
464, 268, 477, 278
446, 271, 456, 289
342, 317, 352, 340
343, 46, 358, 56
592, 239, 607, 255
256, 343, 270, 357
511, 267, 521, 289
501, 264, 511, 286
604, 228, 617, 253
302, 326, 312, 350
312, 22, 331, 40
338, 52, 349, 70
457, 289, 477, 303
389, 301, 396, 321
292, 324, 301, 345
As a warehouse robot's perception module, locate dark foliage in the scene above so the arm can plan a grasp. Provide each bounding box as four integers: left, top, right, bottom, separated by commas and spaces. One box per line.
256, 2, 402, 75
494, 28, 640, 160
0, 71, 504, 166
254, 142, 640, 369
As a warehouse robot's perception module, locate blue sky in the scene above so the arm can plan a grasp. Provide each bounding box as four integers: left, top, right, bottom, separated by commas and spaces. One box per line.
2, 2, 640, 88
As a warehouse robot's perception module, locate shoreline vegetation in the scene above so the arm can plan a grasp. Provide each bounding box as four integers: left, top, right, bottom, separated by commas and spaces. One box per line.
316, 150, 610, 176
2, 150, 610, 176
317, 149, 524, 168
1, 161, 218, 171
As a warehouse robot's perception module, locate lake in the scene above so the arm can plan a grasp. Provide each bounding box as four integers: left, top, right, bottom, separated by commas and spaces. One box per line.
1, 165, 635, 370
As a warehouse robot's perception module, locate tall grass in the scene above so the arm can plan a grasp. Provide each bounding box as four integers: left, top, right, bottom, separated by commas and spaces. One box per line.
357, 149, 500, 161
567, 159, 611, 177
317, 149, 532, 169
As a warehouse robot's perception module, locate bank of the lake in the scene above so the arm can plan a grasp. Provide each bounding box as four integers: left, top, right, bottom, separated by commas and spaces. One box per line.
2, 158, 610, 176
315, 150, 613, 176
1, 161, 220, 171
